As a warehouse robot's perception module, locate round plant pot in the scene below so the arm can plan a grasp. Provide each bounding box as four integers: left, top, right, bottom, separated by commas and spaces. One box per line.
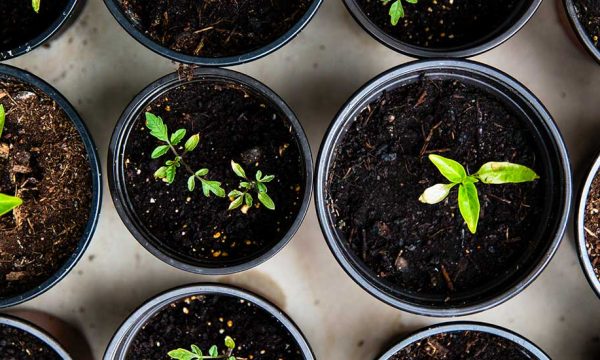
575, 151, 600, 297
315, 59, 571, 316
104, 283, 315, 360
0, 64, 101, 308
562, 0, 600, 64
0, 0, 85, 61
377, 322, 549, 360
0, 314, 71, 359
108, 67, 312, 275
342, 0, 542, 58
102, 0, 322, 66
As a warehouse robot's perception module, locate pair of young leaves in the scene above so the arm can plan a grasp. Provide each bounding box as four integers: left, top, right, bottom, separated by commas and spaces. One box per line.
419, 154, 539, 234
168, 336, 237, 360
381, 0, 418, 25
0, 104, 24, 217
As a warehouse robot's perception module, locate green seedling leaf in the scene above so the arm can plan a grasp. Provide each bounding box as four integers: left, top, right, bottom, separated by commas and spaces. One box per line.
167, 348, 198, 360
208, 345, 218, 357
228, 195, 243, 210
256, 183, 267, 193
244, 193, 253, 207
240, 182, 252, 190
418, 183, 455, 204
145, 112, 168, 142
261, 175, 275, 183
231, 160, 246, 178
0, 104, 5, 138
0, 193, 22, 217
185, 134, 200, 152
165, 165, 176, 184
458, 182, 480, 234
171, 129, 187, 145
388, 0, 404, 25
224, 336, 235, 350
191, 345, 202, 356
32, 0, 41, 13
154, 166, 168, 179
428, 154, 466, 183
151, 145, 169, 159
255, 170, 263, 181
258, 192, 275, 210
195, 168, 209, 177
188, 176, 196, 191
201, 180, 226, 198
475, 162, 539, 184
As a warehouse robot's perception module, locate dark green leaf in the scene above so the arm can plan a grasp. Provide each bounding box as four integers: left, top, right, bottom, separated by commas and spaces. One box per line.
475, 162, 539, 184
185, 134, 200, 152
187, 176, 195, 191
145, 112, 168, 142
0, 193, 23, 217
244, 193, 253, 207
231, 160, 246, 178
428, 154, 467, 183
458, 182, 480, 234
170, 129, 187, 145
258, 192, 275, 210
208, 345, 218, 357
0, 104, 5, 138
151, 145, 169, 159
257, 183, 267, 193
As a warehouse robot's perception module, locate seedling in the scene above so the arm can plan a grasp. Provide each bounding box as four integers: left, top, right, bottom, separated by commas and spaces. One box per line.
32, 0, 41, 13
229, 161, 275, 213
168, 336, 245, 360
419, 154, 539, 234
0, 106, 23, 217
146, 112, 225, 198
381, 0, 418, 26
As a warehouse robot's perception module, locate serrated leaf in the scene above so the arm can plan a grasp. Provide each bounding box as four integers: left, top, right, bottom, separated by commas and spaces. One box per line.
389, 0, 404, 26
261, 175, 275, 183
151, 145, 169, 159
154, 166, 168, 179
171, 129, 187, 145
229, 196, 243, 210
165, 165, 176, 184
208, 345, 218, 357
475, 162, 539, 184
185, 134, 200, 152
145, 112, 169, 142
32, 0, 41, 13
258, 192, 275, 210
188, 176, 196, 191
0, 193, 23, 217
458, 182, 480, 234
418, 183, 455, 204
224, 336, 235, 350
201, 180, 226, 198
195, 168, 209, 177
190, 345, 202, 356
428, 154, 467, 183
231, 160, 246, 178
167, 348, 196, 360
0, 104, 5, 138
244, 193, 253, 207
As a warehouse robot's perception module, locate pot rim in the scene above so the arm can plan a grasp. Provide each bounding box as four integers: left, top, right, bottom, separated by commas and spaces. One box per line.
0, 64, 102, 308
562, 0, 600, 64
108, 67, 313, 275
102, 0, 323, 66
315, 58, 572, 317
341, 0, 542, 58
103, 283, 315, 360
0, 314, 72, 359
377, 321, 550, 360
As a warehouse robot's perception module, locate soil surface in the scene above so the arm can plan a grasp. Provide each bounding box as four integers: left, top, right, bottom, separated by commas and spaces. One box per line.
574, 0, 600, 50
123, 80, 305, 266
127, 294, 304, 359
0, 0, 70, 53
356, 0, 523, 49
118, 0, 313, 58
584, 170, 600, 279
0, 78, 92, 298
0, 323, 61, 359
327, 77, 544, 298
390, 331, 535, 359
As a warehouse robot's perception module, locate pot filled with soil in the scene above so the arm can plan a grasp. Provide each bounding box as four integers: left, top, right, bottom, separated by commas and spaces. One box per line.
343, 0, 542, 58
378, 322, 549, 360
104, 283, 315, 360
576, 151, 600, 297
0, 0, 84, 61
0, 314, 71, 359
103, 0, 323, 66
563, 0, 600, 64
108, 67, 312, 274
315, 59, 571, 316
0, 64, 101, 308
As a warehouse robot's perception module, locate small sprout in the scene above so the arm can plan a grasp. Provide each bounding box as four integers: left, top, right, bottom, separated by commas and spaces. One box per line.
168, 336, 239, 360
0, 193, 23, 217
32, 0, 41, 13
381, 0, 418, 25
0, 104, 5, 138
419, 154, 539, 234
228, 161, 275, 212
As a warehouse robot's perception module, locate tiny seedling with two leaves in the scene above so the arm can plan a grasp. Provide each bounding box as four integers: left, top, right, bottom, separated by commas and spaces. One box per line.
229, 161, 275, 213
381, 0, 418, 25
0, 104, 23, 217
419, 154, 539, 234
168, 336, 245, 360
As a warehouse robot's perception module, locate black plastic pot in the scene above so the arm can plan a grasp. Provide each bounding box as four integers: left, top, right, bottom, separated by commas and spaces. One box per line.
342, 0, 542, 58
0, 0, 85, 61
0, 64, 102, 308
562, 0, 600, 64
102, 0, 322, 66
108, 67, 312, 275
575, 151, 600, 297
315, 59, 572, 316
104, 283, 315, 360
0, 314, 72, 358
377, 321, 550, 359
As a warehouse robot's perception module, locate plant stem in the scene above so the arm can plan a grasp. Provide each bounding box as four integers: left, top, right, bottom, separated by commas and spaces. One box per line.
167, 142, 206, 183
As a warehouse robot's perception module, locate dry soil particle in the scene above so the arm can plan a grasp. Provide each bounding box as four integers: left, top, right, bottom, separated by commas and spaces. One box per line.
0, 323, 61, 360
584, 171, 600, 279
327, 78, 544, 297
119, 0, 313, 58
0, 78, 92, 298
127, 294, 303, 359
356, 0, 522, 49
573, 0, 600, 49
390, 331, 535, 360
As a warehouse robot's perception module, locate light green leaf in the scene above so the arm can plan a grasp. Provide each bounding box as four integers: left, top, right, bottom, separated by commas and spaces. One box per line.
185, 134, 200, 152
170, 129, 187, 145
256, 183, 267, 193
229, 195, 243, 210
0, 193, 23, 217
458, 182, 480, 234
389, 0, 404, 26
190, 345, 202, 356
145, 112, 168, 142
228, 190, 243, 198
258, 192, 275, 210
224, 336, 235, 350
261, 175, 275, 183
0, 104, 5, 138
201, 180, 226, 198
428, 154, 467, 183
208, 345, 218, 357
165, 165, 176, 184
418, 183, 455, 204
240, 182, 252, 190
187, 176, 195, 191
231, 160, 246, 178
151, 145, 169, 159
32, 0, 41, 13
195, 168, 209, 177
228, 357, 235, 360
475, 162, 540, 184
167, 349, 196, 360
244, 193, 253, 207
255, 170, 263, 181
154, 166, 168, 179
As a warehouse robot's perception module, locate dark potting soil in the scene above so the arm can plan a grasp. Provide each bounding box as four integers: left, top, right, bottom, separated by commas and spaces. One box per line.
127, 294, 303, 359
584, 171, 600, 279
0, 0, 70, 52
0, 323, 61, 359
0, 78, 92, 298
390, 331, 535, 360
118, 0, 313, 58
327, 78, 544, 297
574, 0, 600, 50
356, 0, 523, 49
123, 80, 305, 266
